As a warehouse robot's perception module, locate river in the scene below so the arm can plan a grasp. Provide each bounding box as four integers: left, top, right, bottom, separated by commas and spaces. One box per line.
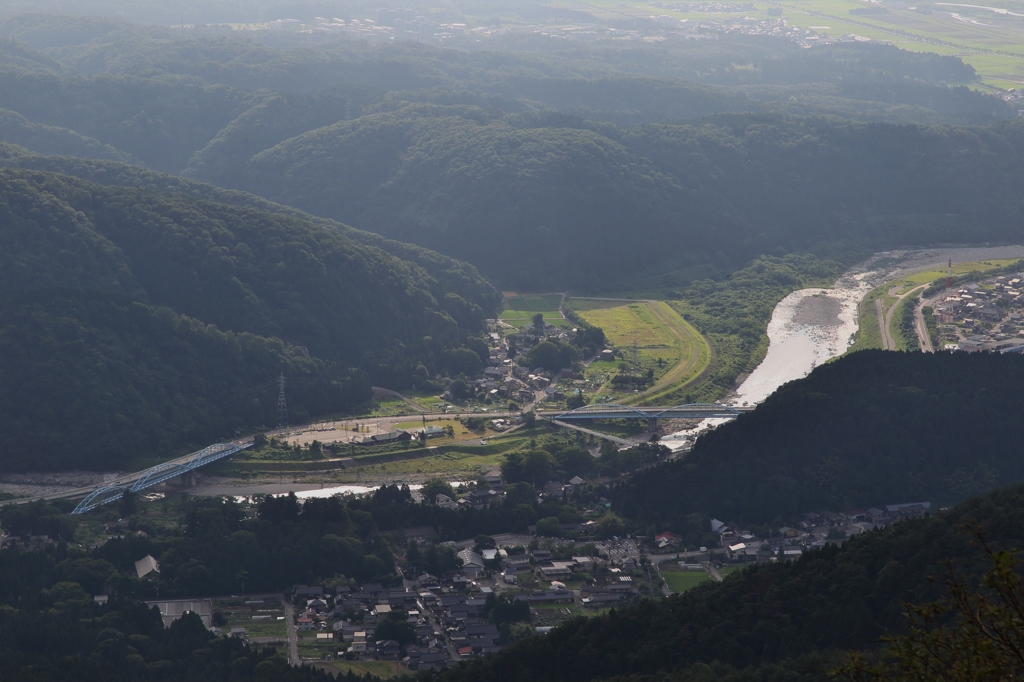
660, 246, 1024, 449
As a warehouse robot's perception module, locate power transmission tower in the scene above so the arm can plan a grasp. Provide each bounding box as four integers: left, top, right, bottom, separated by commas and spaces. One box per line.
276, 373, 288, 427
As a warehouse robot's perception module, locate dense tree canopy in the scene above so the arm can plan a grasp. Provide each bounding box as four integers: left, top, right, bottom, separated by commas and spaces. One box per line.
0, 168, 498, 470
616, 350, 1024, 543
0, 18, 1018, 288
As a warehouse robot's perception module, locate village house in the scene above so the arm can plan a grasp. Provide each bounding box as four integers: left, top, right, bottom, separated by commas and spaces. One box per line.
654, 531, 683, 552
358, 430, 411, 445
401, 526, 438, 545
516, 589, 573, 604
457, 549, 485, 578
416, 425, 447, 439
507, 554, 532, 570
435, 493, 458, 510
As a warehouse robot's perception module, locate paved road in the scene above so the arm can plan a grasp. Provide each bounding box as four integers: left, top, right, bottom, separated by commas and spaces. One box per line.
880, 284, 927, 351
875, 298, 892, 350
283, 598, 299, 666
914, 295, 934, 352
549, 420, 635, 447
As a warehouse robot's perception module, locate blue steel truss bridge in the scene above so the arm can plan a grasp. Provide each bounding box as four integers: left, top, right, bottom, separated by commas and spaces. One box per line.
68, 441, 253, 515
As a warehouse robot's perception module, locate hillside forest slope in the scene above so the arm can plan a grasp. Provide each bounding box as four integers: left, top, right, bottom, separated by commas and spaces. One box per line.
0, 168, 498, 471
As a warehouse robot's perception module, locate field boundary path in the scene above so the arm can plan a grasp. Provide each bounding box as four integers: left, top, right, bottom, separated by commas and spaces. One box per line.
915, 294, 934, 353
569, 298, 712, 404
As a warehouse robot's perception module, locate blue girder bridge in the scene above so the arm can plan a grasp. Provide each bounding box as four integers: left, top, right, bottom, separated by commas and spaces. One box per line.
539, 403, 749, 428
71, 441, 252, 515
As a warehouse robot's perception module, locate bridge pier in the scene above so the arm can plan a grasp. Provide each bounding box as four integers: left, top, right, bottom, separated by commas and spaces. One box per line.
647, 417, 660, 432
164, 471, 197, 490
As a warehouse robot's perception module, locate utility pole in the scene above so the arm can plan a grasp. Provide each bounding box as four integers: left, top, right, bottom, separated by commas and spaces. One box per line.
276, 373, 288, 427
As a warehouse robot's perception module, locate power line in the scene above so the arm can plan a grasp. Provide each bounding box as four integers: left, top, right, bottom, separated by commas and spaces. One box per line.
276, 372, 288, 427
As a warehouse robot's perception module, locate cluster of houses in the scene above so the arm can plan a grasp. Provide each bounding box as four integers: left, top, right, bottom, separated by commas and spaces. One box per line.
453, 545, 638, 606
928, 276, 1024, 353
291, 565, 569, 669
440, 320, 591, 408
668, 502, 934, 564
651, 502, 932, 564
413, 592, 501, 667
292, 583, 447, 667
448, 360, 566, 407
432, 473, 589, 512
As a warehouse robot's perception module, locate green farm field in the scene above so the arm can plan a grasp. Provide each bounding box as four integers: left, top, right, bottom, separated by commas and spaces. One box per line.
551, 0, 1024, 88
770, 0, 1024, 88
572, 299, 711, 404
662, 570, 712, 593
500, 294, 568, 329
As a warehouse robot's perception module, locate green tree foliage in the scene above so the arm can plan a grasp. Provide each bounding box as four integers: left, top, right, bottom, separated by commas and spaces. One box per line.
0, 505, 384, 681
660, 254, 847, 404
501, 450, 556, 486
0, 32, 1018, 291
421, 479, 456, 503
838, 532, 1024, 682
1, 500, 76, 541
444, 347, 484, 377
595, 513, 626, 539
616, 351, 1024, 541
484, 593, 531, 625
0, 168, 498, 470
596, 442, 668, 477
374, 611, 415, 646
535, 517, 562, 537
408, 543, 461, 577
210, 109, 1024, 289
527, 340, 577, 372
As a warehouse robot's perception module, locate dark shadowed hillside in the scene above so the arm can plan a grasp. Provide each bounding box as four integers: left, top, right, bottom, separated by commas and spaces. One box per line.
616, 350, 1024, 544
0, 167, 498, 470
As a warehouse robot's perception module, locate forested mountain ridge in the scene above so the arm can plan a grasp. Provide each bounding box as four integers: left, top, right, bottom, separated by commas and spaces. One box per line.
615, 350, 1024, 545
0, 290, 363, 472
0, 141, 496, 305
0, 18, 1017, 288
2, 70, 1017, 289
432, 482, 1024, 682
0, 167, 498, 470
235, 110, 1024, 287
